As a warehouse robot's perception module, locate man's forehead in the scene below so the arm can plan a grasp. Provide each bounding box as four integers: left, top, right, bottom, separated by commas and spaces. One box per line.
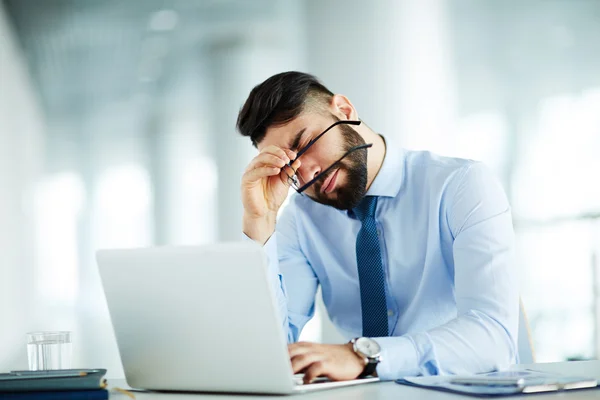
260, 114, 314, 150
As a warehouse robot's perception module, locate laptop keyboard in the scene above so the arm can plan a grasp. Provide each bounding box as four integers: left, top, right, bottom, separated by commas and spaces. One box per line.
292, 374, 379, 392
293, 374, 331, 385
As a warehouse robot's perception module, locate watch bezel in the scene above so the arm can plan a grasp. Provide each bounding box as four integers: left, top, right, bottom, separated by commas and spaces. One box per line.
352, 337, 381, 359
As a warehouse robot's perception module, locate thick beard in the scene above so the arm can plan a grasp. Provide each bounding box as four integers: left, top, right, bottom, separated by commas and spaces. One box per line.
308, 123, 368, 210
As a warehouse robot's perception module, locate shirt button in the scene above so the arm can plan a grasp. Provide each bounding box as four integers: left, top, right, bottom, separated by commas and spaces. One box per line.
387, 310, 394, 317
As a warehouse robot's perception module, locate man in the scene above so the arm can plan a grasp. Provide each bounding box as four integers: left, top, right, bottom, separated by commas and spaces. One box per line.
237, 71, 519, 383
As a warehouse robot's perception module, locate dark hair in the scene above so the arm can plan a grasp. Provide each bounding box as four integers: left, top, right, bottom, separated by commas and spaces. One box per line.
236, 71, 334, 146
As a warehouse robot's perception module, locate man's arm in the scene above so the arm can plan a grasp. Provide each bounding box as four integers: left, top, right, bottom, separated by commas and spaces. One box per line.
374, 162, 519, 379
288, 162, 519, 382
262, 204, 319, 343
240, 144, 319, 342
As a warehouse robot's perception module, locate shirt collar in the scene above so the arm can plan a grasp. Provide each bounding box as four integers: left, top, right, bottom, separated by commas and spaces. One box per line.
365, 135, 405, 198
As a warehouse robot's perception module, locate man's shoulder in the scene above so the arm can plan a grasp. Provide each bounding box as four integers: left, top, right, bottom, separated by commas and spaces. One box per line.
400, 149, 484, 194
403, 148, 477, 173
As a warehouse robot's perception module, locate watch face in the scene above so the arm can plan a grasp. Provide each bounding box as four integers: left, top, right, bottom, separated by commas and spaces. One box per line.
356, 337, 381, 358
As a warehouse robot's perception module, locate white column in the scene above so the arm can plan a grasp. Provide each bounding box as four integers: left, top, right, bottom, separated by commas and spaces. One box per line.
306, 0, 457, 151
159, 58, 218, 245
394, 0, 458, 153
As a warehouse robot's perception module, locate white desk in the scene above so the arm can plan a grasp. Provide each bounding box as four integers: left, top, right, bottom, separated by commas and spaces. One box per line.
110, 360, 600, 399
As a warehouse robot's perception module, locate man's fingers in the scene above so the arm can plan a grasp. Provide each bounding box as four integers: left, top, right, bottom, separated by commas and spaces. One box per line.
242, 145, 290, 174
283, 148, 297, 161
279, 159, 301, 184
288, 342, 316, 358
243, 166, 281, 183
290, 353, 323, 374
280, 160, 299, 177
245, 153, 288, 173
303, 361, 327, 384
288, 158, 301, 173
260, 145, 292, 162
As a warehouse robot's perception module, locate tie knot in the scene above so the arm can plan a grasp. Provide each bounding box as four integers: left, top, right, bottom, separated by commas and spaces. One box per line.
353, 196, 378, 222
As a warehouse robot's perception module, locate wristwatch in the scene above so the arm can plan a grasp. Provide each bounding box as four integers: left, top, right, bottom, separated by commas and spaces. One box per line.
350, 337, 382, 378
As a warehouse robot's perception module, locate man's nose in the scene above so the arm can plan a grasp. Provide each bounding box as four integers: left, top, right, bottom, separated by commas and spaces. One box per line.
297, 160, 321, 186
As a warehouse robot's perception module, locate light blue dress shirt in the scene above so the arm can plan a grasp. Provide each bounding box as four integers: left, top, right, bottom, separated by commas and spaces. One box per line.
262, 138, 519, 380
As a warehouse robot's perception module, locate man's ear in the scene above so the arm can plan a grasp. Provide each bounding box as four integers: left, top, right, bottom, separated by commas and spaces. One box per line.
330, 94, 358, 121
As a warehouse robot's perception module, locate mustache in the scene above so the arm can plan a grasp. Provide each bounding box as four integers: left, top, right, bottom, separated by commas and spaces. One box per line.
315, 162, 345, 193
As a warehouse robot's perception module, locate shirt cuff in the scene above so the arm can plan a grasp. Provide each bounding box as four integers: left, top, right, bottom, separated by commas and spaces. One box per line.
375, 336, 421, 380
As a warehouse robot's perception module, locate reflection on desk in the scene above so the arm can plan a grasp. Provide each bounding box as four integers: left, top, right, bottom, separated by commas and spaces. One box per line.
109, 360, 600, 399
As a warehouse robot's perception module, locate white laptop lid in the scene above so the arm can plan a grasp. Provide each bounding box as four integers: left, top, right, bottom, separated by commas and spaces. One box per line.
96, 242, 296, 394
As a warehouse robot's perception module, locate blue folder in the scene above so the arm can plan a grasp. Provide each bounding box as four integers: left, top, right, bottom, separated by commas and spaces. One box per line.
396, 370, 598, 397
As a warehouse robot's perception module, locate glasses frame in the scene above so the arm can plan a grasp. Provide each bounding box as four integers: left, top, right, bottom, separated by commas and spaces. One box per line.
283, 120, 372, 194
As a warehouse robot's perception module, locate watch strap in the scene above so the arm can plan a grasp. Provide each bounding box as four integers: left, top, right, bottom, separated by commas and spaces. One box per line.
358, 361, 378, 378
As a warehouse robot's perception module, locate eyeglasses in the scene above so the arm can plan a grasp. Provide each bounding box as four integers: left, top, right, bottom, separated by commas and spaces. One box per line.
283, 120, 372, 194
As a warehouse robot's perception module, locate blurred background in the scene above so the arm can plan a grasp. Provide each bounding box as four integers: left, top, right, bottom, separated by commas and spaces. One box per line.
1, 0, 600, 377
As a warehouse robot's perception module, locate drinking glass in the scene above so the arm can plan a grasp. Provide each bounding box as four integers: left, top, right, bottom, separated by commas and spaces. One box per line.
27, 331, 72, 370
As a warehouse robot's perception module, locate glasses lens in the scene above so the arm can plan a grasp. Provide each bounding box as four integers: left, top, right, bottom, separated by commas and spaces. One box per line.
288, 174, 299, 190
284, 165, 300, 191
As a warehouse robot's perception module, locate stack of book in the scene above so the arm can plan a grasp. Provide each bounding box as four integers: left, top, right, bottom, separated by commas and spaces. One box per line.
0, 369, 108, 400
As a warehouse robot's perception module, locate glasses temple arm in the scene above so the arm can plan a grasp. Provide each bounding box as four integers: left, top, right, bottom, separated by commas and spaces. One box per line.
293, 120, 362, 161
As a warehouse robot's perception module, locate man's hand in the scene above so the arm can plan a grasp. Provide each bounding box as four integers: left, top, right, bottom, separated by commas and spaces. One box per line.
241, 146, 300, 245
288, 342, 366, 384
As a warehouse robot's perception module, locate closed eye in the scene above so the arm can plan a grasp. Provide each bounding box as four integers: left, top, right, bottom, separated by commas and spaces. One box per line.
289, 128, 307, 153
295, 136, 320, 159
296, 140, 311, 154
290, 136, 312, 156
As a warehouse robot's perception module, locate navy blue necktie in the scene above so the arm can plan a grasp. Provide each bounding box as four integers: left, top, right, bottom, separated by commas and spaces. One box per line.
353, 196, 389, 337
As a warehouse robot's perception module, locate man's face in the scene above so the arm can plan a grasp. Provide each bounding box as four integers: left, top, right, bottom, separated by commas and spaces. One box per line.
259, 113, 368, 210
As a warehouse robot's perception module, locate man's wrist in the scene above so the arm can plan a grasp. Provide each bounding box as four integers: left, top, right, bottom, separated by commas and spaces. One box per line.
350, 338, 382, 378
346, 342, 368, 366
243, 212, 277, 245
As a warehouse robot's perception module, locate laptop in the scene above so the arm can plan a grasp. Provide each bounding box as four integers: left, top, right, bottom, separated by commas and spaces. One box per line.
96, 241, 378, 394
